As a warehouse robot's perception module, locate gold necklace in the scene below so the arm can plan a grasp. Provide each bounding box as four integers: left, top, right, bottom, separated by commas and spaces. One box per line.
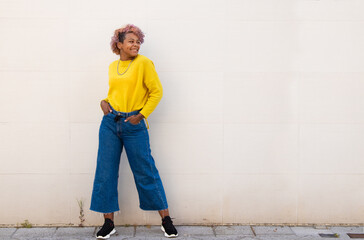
117, 58, 133, 76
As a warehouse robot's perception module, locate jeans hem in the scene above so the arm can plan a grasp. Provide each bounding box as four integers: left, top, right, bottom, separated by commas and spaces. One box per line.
139, 205, 169, 211
89, 208, 120, 214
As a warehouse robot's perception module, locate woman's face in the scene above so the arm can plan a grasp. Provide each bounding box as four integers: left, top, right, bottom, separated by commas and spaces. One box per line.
117, 33, 141, 59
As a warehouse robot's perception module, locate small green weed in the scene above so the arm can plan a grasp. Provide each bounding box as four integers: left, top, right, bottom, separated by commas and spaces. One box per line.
21, 220, 32, 228
77, 199, 85, 227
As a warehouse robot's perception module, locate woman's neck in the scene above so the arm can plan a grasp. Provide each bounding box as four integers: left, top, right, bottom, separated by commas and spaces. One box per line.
120, 54, 135, 61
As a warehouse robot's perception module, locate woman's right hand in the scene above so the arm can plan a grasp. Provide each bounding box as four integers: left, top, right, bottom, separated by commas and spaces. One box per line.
100, 100, 112, 115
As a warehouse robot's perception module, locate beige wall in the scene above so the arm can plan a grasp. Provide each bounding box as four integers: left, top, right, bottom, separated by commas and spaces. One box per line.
1, 0, 364, 226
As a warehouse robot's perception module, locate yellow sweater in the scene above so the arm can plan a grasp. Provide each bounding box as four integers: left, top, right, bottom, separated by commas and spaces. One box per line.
103, 54, 163, 118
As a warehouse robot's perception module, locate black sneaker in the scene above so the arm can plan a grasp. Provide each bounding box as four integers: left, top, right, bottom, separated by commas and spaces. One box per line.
96, 218, 116, 239
161, 216, 178, 238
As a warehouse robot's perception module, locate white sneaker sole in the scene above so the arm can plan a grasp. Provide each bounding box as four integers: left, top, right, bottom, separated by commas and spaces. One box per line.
96, 228, 116, 239
161, 225, 178, 238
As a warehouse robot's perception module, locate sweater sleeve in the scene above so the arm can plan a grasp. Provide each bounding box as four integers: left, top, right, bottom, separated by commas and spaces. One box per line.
139, 60, 163, 118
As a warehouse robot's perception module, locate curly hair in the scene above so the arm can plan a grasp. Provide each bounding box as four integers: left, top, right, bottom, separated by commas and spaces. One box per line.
110, 24, 145, 55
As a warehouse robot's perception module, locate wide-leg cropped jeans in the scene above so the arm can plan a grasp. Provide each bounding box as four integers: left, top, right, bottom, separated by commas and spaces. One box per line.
90, 107, 168, 214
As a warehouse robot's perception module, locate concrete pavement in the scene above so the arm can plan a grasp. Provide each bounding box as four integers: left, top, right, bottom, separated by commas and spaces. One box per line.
1, 225, 363, 240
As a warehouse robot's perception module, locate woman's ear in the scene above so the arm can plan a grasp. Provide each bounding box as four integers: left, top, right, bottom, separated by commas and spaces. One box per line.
116, 42, 122, 50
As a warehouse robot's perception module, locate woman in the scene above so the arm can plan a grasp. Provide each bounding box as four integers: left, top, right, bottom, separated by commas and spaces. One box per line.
90, 24, 178, 239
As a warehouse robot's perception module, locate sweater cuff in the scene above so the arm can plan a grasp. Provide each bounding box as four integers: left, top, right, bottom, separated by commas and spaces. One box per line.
139, 109, 150, 119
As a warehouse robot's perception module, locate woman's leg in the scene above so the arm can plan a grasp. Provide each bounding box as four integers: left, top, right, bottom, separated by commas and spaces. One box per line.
158, 209, 169, 218
122, 119, 178, 237
90, 114, 123, 214
104, 212, 114, 221
122, 119, 168, 211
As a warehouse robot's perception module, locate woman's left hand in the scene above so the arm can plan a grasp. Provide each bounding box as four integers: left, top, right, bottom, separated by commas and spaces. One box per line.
125, 113, 144, 125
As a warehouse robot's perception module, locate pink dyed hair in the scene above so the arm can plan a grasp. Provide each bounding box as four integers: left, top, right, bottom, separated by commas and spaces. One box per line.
110, 24, 145, 55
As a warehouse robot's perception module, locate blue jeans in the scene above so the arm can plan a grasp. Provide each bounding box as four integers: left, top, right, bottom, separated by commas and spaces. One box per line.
90, 106, 168, 213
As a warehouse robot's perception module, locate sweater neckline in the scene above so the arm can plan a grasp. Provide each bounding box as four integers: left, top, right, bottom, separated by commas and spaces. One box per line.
119, 54, 139, 63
